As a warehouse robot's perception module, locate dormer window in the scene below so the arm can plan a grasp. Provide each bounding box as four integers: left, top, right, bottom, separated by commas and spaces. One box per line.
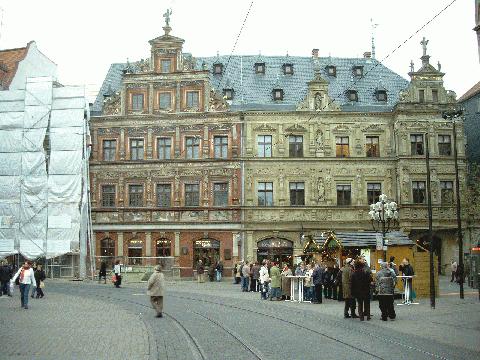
376, 90, 387, 102
223, 88, 234, 100
273, 89, 284, 101
160, 59, 172, 73
347, 90, 358, 102
213, 63, 223, 75
255, 63, 265, 74
326, 65, 336, 77
352, 66, 363, 77
283, 63, 294, 75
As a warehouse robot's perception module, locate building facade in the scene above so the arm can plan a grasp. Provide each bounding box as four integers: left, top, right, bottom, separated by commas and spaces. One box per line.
92, 21, 466, 275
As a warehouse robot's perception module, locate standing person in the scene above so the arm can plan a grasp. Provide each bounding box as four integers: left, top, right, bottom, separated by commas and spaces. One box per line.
11, 261, 36, 309
0, 261, 12, 296
295, 262, 305, 276
241, 261, 250, 292
389, 256, 399, 276
239, 260, 245, 289
147, 265, 165, 318
456, 263, 465, 285
334, 264, 343, 302
312, 262, 324, 304
269, 262, 281, 301
251, 262, 260, 292
234, 263, 241, 284
399, 258, 415, 302
208, 263, 215, 282
376, 262, 396, 321
259, 260, 270, 300
215, 261, 223, 282
114, 260, 122, 288
351, 258, 373, 321
303, 264, 314, 301
322, 266, 334, 299
99, 261, 107, 284
341, 258, 357, 318
281, 263, 292, 300
450, 260, 457, 282
332, 264, 340, 300
34, 264, 46, 299
196, 260, 205, 283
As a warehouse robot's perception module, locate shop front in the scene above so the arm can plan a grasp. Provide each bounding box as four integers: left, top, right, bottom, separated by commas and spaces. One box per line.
193, 239, 220, 267
256, 238, 293, 266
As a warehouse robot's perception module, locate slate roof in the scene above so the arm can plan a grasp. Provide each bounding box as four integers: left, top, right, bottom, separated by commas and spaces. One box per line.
313, 231, 413, 248
93, 55, 409, 114
0, 44, 28, 90
458, 80, 480, 103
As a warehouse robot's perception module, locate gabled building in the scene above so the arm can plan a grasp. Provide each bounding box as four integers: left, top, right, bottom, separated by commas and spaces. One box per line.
93, 19, 465, 275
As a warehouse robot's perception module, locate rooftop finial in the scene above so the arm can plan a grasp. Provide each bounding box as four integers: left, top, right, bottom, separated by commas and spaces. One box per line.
420, 37, 429, 57
370, 18, 379, 59
410, 60, 414, 72
163, 8, 172, 27
437, 61, 441, 72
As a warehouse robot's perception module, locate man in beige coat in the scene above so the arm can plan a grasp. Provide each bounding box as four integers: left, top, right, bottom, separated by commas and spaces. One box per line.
147, 265, 165, 318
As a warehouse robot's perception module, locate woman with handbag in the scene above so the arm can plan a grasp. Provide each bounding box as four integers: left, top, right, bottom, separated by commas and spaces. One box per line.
34, 264, 46, 298
11, 261, 36, 309
114, 260, 122, 288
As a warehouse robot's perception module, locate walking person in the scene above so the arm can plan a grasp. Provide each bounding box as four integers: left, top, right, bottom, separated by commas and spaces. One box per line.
269, 261, 281, 300
34, 265, 46, 298
312, 262, 324, 304
196, 260, 205, 283
450, 260, 457, 282
376, 262, 396, 321
215, 261, 223, 282
114, 260, 122, 288
259, 260, 270, 300
351, 258, 373, 321
147, 265, 165, 318
11, 261, 36, 309
0, 260, 12, 296
342, 258, 357, 318
241, 261, 250, 292
251, 262, 260, 292
98, 261, 107, 284
234, 263, 241, 284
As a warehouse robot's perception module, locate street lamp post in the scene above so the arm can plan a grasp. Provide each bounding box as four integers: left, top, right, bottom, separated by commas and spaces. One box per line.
442, 109, 464, 300
369, 194, 399, 262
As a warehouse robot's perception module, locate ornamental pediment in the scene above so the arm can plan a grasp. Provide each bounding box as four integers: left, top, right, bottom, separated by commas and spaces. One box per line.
284, 123, 307, 133
361, 124, 384, 133
253, 123, 277, 132
332, 124, 351, 132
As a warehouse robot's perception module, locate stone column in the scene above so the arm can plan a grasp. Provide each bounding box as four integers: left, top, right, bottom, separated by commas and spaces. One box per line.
246, 231, 254, 262
277, 124, 284, 156
147, 128, 153, 159
232, 232, 239, 257
174, 231, 180, 269
148, 84, 154, 114
117, 232, 124, 257
145, 232, 152, 257
119, 129, 126, 160
175, 126, 181, 157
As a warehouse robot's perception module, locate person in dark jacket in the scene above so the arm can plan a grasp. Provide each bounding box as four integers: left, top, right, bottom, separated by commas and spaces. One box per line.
98, 261, 107, 284
311, 263, 324, 304
34, 264, 46, 298
0, 261, 13, 296
399, 258, 415, 302
332, 264, 340, 300
215, 261, 224, 282
322, 266, 334, 299
342, 258, 357, 318
251, 262, 260, 291
376, 262, 396, 321
208, 263, 216, 282
334, 265, 343, 302
351, 258, 373, 321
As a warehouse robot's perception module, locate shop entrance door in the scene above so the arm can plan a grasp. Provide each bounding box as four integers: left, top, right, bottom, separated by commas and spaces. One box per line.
128, 239, 144, 265
193, 239, 220, 267
256, 238, 293, 266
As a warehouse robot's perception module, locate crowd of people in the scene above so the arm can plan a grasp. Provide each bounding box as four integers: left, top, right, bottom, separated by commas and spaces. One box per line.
230, 256, 416, 322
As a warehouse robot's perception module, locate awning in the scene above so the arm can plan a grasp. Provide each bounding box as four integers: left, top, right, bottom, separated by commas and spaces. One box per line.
313, 231, 413, 248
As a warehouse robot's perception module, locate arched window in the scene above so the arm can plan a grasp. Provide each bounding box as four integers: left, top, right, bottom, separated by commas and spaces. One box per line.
156, 238, 171, 257
100, 238, 115, 257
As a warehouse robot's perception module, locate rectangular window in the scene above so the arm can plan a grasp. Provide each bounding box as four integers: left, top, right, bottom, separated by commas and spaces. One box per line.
258, 182, 273, 206
102, 140, 116, 161
440, 181, 454, 205
336, 136, 349, 157
257, 135, 272, 157
130, 139, 144, 160
438, 135, 451, 156
337, 185, 351, 205
186, 91, 199, 108
288, 135, 303, 158
366, 136, 380, 157
432, 89, 438, 102
367, 183, 381, 204
159, 92, 172, 110
160, 59, 171, 73
410, 134, 424, 155
185, 136, 200, 159
185, 184, 199, 207
132, 94, 144, 111
289, 182, 305, 206
412, 181, 426, 204
419, 90, 425, 103
214, 136, 228, 159
101, 185, 116, 207
213, 183, 228, 206
157, 137, 171, 160
156, 184, 171, 208
128, 185, 143, 207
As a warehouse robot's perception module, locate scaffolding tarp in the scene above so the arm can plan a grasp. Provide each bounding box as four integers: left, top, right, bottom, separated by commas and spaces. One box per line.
0, 76, 90, 259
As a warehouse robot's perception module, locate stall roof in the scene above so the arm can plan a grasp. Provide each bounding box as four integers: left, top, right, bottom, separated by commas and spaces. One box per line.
313, 231, 413, 248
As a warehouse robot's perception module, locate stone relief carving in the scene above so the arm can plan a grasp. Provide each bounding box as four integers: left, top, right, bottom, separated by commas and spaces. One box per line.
317, 177, 325, 203
253, 123, 277, 132
361, 124, 384, 133
284, 124, 307, 133
103, 93, 121, 116
209, 89, 229, 112
315, 130, 324, 152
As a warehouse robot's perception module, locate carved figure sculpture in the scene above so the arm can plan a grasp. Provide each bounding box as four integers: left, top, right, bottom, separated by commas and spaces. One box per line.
315, 130, 324, 151
317, 177, 325, 203
163, 8, 172, 27
314, 92, 322, 110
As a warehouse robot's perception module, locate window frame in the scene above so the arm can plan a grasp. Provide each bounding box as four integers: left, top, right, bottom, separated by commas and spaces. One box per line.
101, 184, 116, 208
438, 135, 451, 156
184, 183, 200, 207
326, 65, 336, 77
289, 182, 305, 206
102, 139, 117, 161
410, 134, 424, 156
186, 90, 200, 109
273, 89, 284, 101
432, 89, 438, 103
367, 183, 381, 204
223, 88, 234, 100
353, 66, 364, 77
418, 89, 425, 103
213, 136, 228, 159
440, 180, 454, 205
156, 238, 171, 257
131, 93, 144, 111
160, 59, 172, 73
100, 238, 115, 257
128, 184, 144, 207
257, 135, 272, 158
213, 182, 229, 207
156, 183, 172, 208
412, 181, 426, 204
336, 136, 350, 158
158, 91, 173, 110
255, 62, 265, 74
130, 138, 144, 161
376, 90, 387, 102
288, 135, 303, 158
157, 137, 172, 160
365, 136, 380, 157
283, 63, 294, 75
185, 136, 200, 159
257, 182, 273, 207
213, 63, 223, 75
336, 184, 352, 206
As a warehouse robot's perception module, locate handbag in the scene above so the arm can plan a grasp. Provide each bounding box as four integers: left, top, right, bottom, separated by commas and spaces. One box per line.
112, 274, 117, 283
39, 281, 45, 289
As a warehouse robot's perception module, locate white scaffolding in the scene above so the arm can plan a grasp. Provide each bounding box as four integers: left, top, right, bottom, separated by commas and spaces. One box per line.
0, 76, 92, 277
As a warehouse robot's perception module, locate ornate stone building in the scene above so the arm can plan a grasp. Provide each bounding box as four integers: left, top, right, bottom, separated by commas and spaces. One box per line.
93, 20, 465, 275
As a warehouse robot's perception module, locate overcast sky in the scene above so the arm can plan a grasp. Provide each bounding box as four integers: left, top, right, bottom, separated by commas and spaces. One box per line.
0, 0, 477, 102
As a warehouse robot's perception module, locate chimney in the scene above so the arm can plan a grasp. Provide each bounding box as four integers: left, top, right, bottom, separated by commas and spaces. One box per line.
363, 51, 372, 59
312, 48, 319, 58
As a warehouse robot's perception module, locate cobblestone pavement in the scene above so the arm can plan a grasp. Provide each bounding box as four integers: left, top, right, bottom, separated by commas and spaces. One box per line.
0, 276, 478, 360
